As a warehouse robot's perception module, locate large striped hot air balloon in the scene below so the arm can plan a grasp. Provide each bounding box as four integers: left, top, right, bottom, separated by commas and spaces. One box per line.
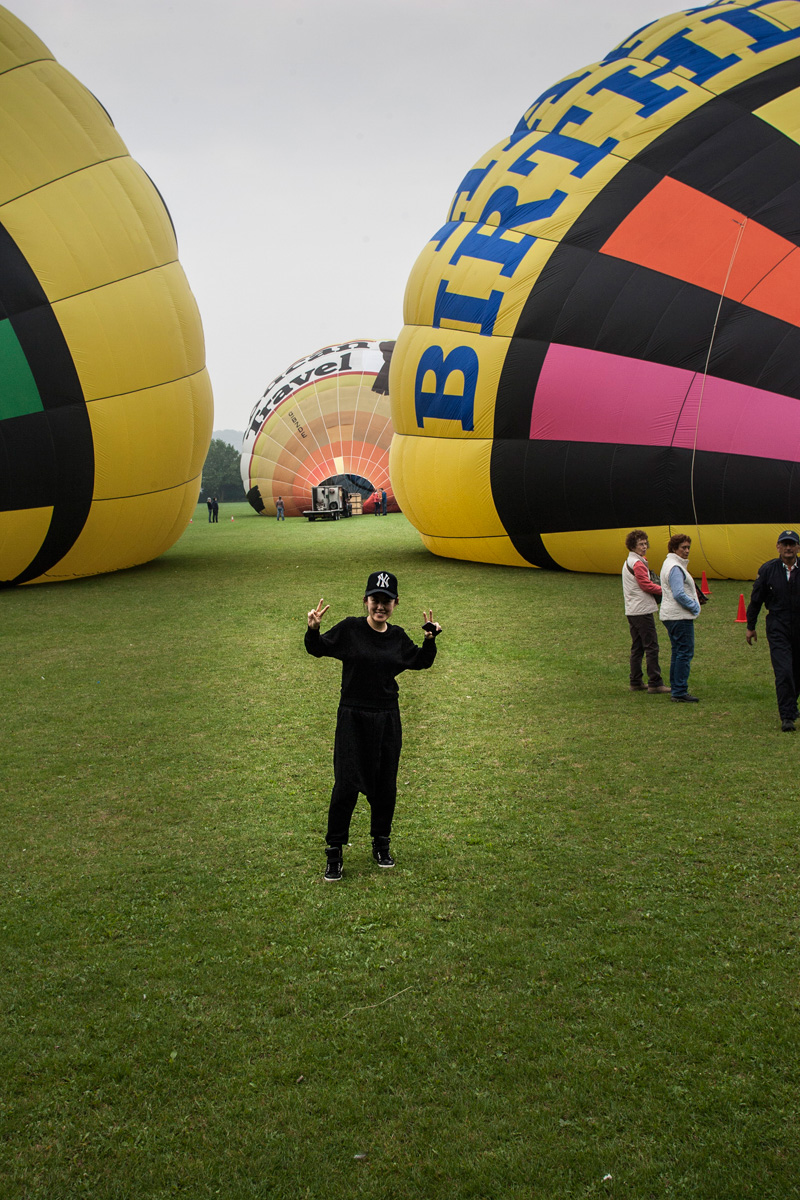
241, 340, 397, 517
390, 0, 800, 579
0, 7, 212, 586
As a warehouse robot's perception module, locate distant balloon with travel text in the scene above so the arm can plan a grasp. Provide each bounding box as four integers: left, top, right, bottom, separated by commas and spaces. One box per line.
242, 340, 397, 517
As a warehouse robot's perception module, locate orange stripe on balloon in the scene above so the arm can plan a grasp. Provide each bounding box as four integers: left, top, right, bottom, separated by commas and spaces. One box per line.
600, 177, 800, 328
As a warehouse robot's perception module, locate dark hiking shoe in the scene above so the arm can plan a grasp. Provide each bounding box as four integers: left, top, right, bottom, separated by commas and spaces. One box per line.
372, 840, 395, 868
671, 694, 699, 703
781, 719, 796, 733
324, 847, 343, 881
629, 683, 647, 691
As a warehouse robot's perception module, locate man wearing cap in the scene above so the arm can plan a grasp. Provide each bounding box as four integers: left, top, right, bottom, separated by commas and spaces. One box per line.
746, 531, 800, 732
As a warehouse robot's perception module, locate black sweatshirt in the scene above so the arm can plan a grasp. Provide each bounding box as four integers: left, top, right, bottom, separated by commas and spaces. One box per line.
747, 558, 800, 634
305, 616, 437, 710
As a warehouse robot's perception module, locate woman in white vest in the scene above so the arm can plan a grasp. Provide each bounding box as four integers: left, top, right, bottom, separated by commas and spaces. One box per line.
622, 529, 670, 693
659, 534, 703, 702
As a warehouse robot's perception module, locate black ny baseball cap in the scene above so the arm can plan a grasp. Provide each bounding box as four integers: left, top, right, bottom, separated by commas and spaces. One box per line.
365, 570, 398, 598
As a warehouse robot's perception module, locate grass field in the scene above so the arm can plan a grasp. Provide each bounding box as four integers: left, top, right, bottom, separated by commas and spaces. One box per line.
3, 503, 800, 1199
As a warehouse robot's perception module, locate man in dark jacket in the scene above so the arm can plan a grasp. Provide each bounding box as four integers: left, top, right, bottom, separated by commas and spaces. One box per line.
746, 531, 800, 732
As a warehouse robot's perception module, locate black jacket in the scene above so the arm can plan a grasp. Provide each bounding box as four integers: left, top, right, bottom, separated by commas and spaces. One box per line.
305, 617, 436, 709
746, 558, 800, 635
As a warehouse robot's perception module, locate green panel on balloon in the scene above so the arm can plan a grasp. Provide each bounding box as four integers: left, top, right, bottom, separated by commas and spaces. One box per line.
0, 319, 43, 420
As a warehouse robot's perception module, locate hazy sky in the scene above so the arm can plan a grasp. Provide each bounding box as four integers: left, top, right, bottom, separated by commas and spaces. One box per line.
9, 0, 669, 433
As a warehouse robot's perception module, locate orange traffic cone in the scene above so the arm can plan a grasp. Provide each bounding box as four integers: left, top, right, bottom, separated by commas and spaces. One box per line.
735, 594, 747, 623
700, 571, 711, 595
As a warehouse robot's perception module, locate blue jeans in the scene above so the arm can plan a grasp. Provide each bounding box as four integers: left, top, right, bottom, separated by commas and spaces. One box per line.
663, 619, 695, 697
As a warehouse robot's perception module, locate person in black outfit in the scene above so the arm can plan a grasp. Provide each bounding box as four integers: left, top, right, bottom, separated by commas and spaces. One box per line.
305, 570, 441, 881
746, 530, 800, 732
211, 497, 219, 523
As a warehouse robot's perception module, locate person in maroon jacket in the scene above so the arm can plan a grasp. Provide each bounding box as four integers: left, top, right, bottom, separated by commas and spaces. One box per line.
621, 530, 670, 694
305, 571, 441, 881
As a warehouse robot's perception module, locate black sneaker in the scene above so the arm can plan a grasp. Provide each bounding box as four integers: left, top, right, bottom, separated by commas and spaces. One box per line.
324, 847, 343, 881
781, 719, 796, 733
671, 693, 699, 703
372, 840, 395, 868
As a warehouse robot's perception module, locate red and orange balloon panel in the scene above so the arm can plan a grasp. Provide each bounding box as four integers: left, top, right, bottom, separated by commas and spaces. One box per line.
241, 341, 397, 517
0, 8, 212, 585
389, 0, 800, 579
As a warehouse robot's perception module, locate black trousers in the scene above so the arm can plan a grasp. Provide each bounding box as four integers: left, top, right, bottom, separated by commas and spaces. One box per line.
627, 613, 664, 687
766, 623, 800, 720
326, 706, 402, 845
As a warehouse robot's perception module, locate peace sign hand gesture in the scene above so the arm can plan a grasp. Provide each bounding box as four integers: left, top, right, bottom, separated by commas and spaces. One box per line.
307, 598, 330, 630
422, 609, 442, 639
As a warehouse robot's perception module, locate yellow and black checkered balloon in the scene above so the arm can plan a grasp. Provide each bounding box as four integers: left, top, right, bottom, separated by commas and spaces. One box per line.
0, 8, 212, 585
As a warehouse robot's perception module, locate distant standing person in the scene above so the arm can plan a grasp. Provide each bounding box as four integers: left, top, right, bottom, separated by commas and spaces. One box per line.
381, 488, 388, 516
305, 571, 441, 882
276, 496, 285, 521
206, 496, 213, 523
745, 530, 800, 732
211, 497, 219, 523
373, 491, 380, 516
622, 530, 669, 694
659, 533, 704, 703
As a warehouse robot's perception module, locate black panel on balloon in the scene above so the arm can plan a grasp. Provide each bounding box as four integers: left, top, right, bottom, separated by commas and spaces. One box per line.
512, 248, 800, 410
492, 438, 800, 550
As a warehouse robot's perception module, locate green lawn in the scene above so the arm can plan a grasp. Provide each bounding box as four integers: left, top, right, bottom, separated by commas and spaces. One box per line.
2, 504, 799, 1199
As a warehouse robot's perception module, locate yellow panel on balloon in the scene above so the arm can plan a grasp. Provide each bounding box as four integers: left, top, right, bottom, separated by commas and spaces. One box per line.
0, 159, 178, 300
53, 263, 206, 402
540, 523, 794, 582
0, 62, 126, 205
755, 87, 800, 143
0, 9, 49, 71
0, 507, 52, 581
421, 533, 532, 569
44, 485, 199, 583
89, 372, 213, 499
389, 434, 501, 540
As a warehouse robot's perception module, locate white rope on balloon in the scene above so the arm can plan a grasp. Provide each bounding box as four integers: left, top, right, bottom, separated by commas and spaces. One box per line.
690, 216, 748, 574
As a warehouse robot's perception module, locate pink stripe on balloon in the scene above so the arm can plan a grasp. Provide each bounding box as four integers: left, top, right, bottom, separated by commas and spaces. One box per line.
530, 344, 800, 460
